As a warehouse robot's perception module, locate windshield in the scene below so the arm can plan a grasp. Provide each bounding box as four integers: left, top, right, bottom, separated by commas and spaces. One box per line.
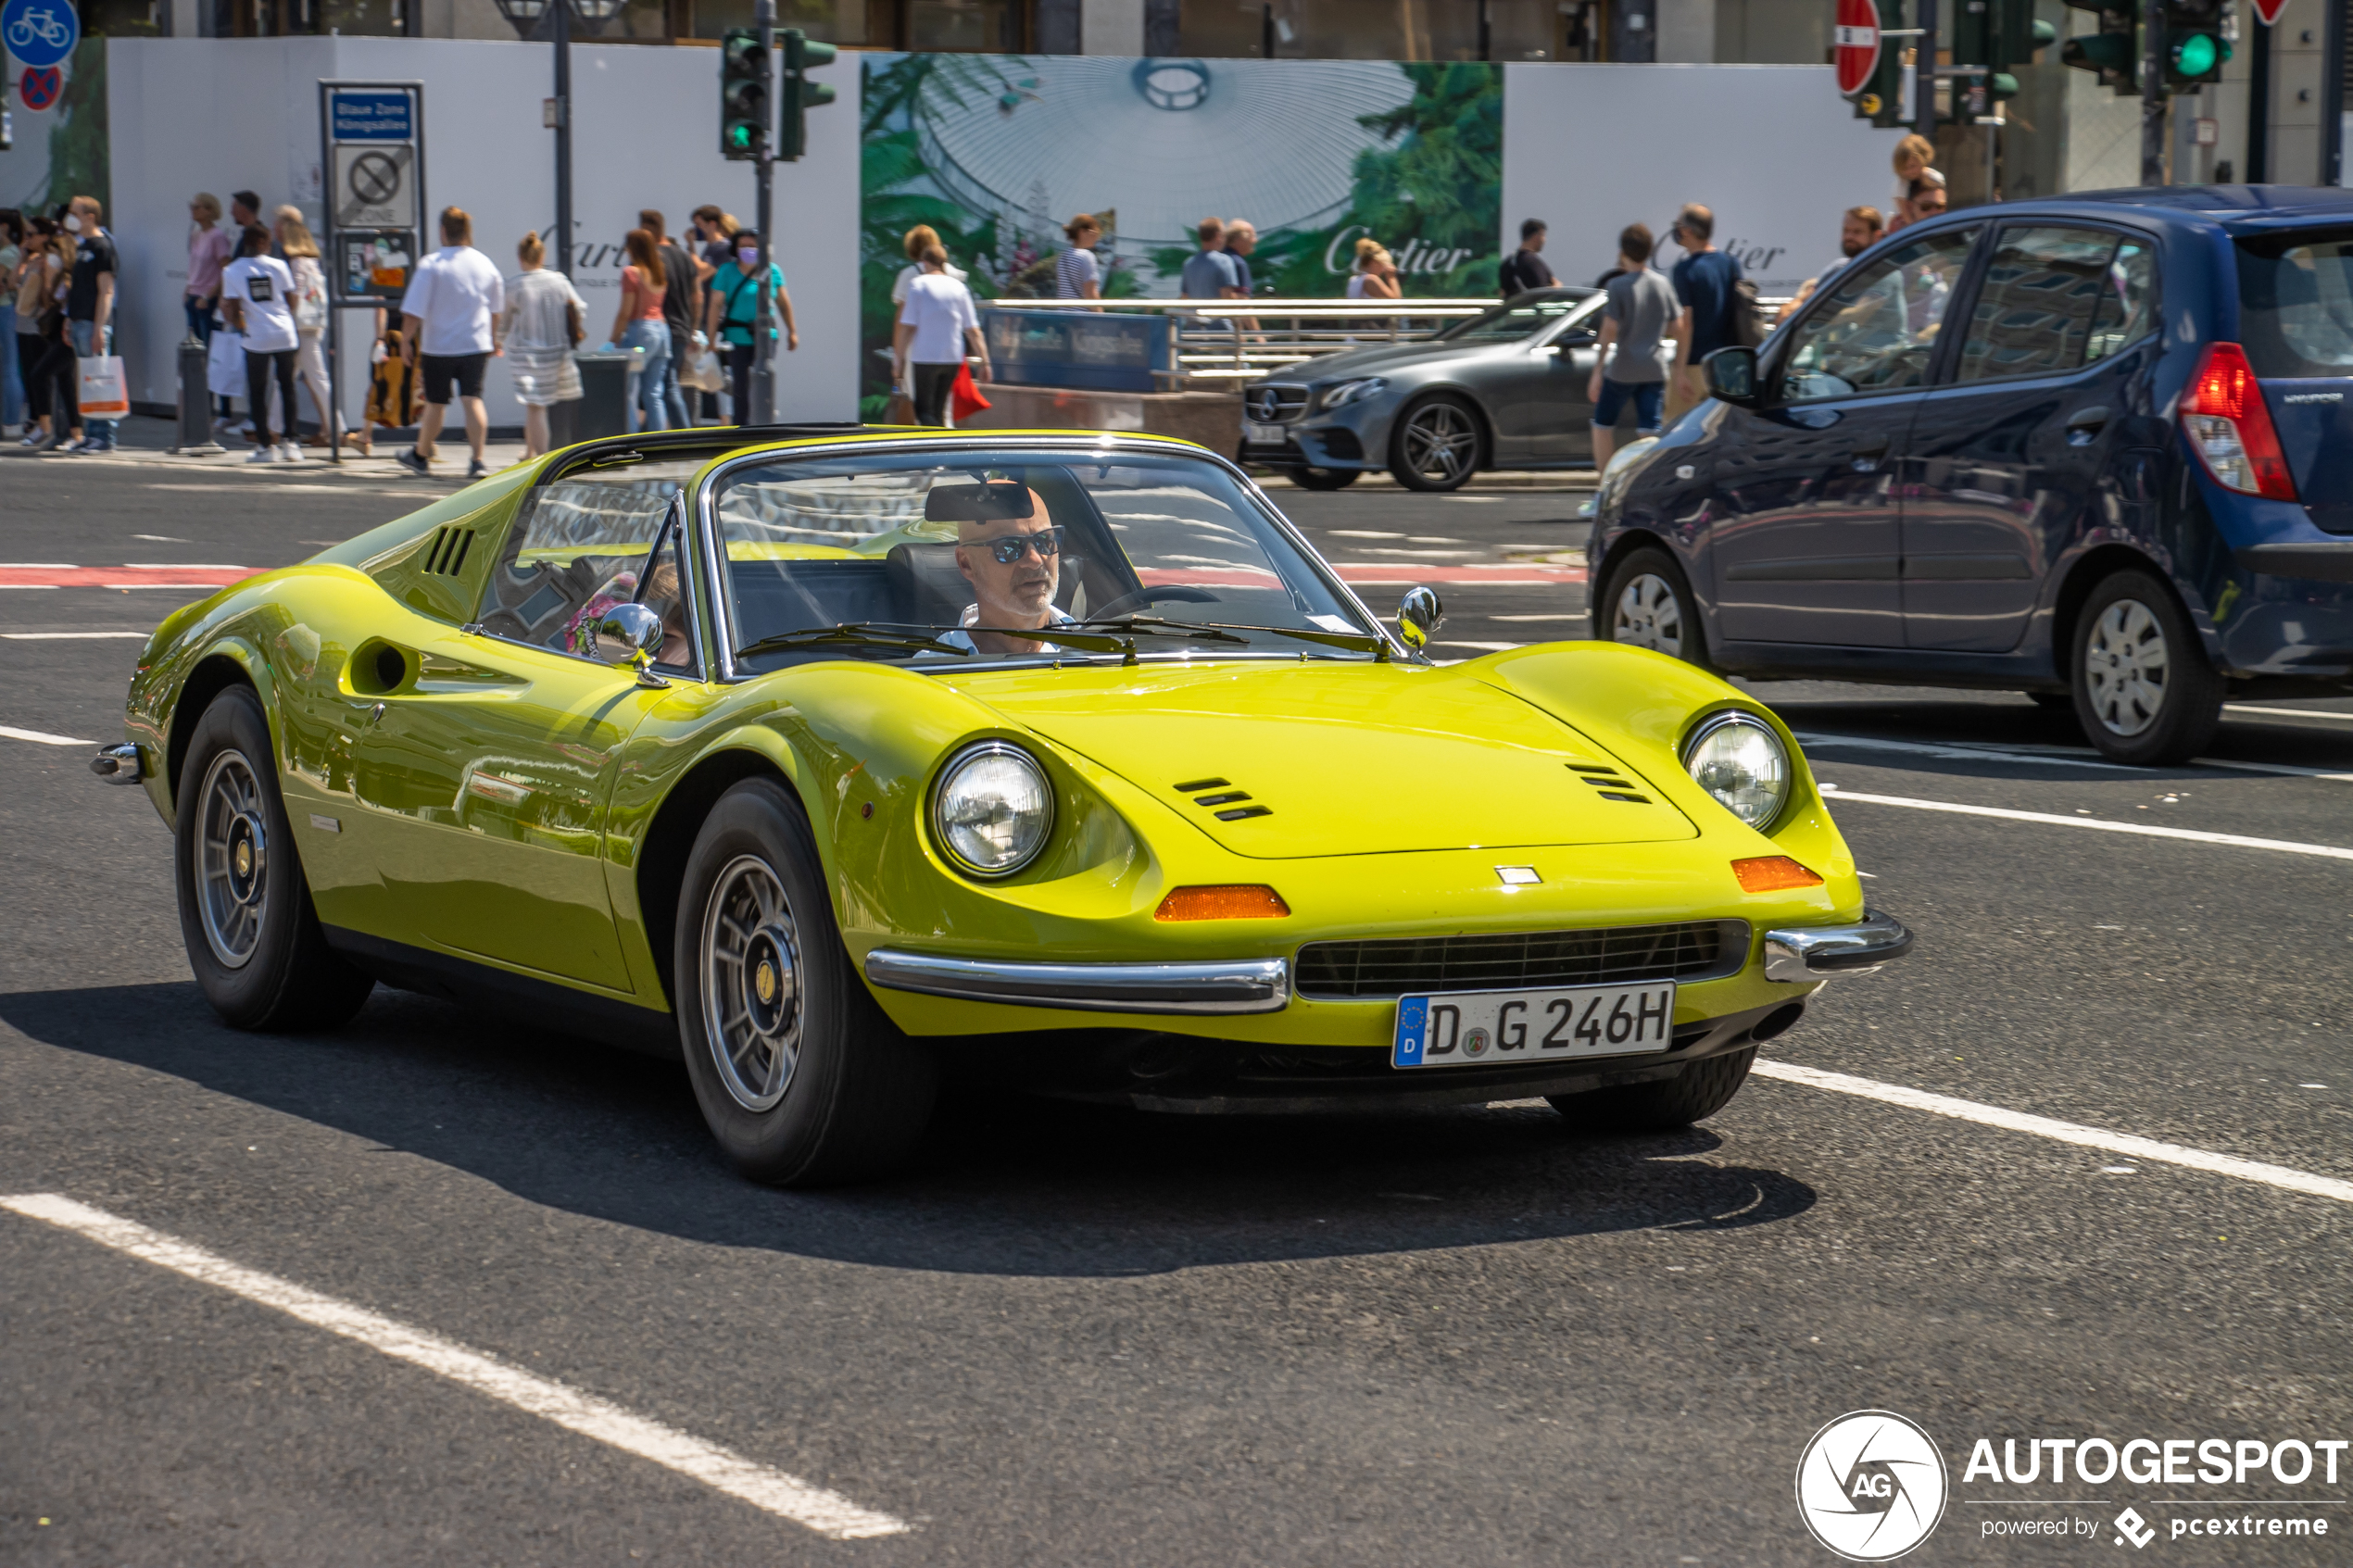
1436, 293, 1599, 344
2237, 231, 2353, 378
478, 459, 698, 661
709, 447, 1378, 670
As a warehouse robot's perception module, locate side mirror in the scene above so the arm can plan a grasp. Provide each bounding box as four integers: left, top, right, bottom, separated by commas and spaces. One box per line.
1705, 345, 1762, 408
1397, 585, 1445, 654
596, 603, 670, 687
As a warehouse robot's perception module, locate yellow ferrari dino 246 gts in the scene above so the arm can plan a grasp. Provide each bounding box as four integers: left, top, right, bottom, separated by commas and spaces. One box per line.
97, 427, 1910, 1185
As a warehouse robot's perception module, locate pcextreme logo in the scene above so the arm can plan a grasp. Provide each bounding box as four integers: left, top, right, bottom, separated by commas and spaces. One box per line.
1796, 1410, 1950, 1562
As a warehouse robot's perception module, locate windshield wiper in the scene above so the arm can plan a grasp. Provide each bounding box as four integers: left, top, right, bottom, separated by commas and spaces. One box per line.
736, 623, 969, 660
1066, 615, 1251, 646
1203, 621, 1391, 657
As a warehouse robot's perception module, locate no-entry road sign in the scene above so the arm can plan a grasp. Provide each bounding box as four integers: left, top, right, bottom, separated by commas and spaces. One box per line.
1835, 0, 1882, 96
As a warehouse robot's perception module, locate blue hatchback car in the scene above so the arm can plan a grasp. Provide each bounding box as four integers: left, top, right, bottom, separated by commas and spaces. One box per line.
1588, 186, 2353, 763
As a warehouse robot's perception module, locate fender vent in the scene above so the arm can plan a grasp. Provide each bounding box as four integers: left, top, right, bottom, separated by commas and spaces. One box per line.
1173, 776, 1274, 822
422, 526, 477, 577
1567, 761, 1650, 804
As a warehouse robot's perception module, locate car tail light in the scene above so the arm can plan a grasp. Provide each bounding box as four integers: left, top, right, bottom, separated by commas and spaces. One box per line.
2181, 342, 2297, 500
1731, 856, 1824, 893
1153, 884, 1291, 921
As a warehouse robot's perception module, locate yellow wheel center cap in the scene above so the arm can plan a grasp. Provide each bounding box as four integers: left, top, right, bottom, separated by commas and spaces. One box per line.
754, 960, 776, 1005
234, 842, 252, 878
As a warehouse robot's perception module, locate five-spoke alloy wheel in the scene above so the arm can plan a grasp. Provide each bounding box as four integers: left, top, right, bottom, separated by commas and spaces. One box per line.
675, 778, 937, 1185
1389, 395, 1482, 492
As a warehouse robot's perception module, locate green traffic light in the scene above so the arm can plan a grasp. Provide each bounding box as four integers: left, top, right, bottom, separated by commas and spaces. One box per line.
2172, 30, 2219, 75
728, 123, 754, 149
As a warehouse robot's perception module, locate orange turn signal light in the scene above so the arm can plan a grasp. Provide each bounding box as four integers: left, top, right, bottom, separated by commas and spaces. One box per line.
1153, 884, 1291, 922
1731, 856, 1824, 893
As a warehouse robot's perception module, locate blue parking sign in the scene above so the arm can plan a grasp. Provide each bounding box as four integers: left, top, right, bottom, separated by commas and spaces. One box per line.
4, 0, 79, 69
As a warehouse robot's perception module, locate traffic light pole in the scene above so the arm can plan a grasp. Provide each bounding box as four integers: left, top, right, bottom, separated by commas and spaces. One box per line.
2141, 0, 2167, 183
553, 0, 573, 277
751, 0, 776, 426
1915, 0, 1939, 136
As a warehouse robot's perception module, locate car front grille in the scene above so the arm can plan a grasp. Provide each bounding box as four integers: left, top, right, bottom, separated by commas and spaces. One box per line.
1293, 921, 1749, 999
1243, 384, 1311, 424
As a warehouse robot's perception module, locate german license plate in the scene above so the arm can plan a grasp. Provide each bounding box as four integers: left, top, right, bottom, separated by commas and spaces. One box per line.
1244, 421, 1287, 445
1391, 982, 1676, 1069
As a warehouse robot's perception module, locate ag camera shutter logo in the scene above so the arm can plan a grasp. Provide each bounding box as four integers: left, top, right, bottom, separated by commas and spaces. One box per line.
1796, 1410, 1949, 1561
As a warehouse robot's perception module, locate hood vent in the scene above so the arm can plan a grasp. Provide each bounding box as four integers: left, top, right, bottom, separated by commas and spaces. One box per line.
1174, 776, 1274, 822
1567, 761, 1651, 805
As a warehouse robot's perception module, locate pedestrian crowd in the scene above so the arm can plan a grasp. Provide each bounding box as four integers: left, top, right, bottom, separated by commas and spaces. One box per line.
1492, 129, 1949, 459
3, 193, 120, 452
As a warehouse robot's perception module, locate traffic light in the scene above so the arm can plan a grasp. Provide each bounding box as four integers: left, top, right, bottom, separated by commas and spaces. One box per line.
1988, 0, 2058, 99
2160, 0, 2229, 86
1851, 0, 1912, 127
2062, 0, 2141, 95
778, 29, 837, 163
720, 28, 767, 161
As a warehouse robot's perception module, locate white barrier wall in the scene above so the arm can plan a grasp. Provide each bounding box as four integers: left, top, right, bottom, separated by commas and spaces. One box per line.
1502, 63, 1903, 297
104, 36, 861, 429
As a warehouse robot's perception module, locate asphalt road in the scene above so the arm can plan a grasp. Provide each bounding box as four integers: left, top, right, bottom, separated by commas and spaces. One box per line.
6, 451, 2353, 1565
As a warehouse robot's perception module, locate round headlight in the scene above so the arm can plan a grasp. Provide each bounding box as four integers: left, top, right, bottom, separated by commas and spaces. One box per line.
932, 742, 1054, 877
1681, 713, 1791, 831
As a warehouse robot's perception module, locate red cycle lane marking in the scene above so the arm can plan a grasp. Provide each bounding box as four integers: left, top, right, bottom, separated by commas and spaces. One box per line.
0, 567, 260, 589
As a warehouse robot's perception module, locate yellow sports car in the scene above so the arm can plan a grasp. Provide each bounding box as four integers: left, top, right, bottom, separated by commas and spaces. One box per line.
97, 426, 1910, 1185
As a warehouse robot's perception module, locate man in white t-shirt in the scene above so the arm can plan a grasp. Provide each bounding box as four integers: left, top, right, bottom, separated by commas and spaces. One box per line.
396, 206, 505, 480
220, 224, 304, 465
893, 246, 988, 427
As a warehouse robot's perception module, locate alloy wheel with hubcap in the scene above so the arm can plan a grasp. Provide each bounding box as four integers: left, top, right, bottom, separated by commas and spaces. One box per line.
2068, 568, 2224, 765
1390, 397, 1480, 492
698, 854, 804, 1113
195, 750, 271, 970
1598, 546, 1706, 668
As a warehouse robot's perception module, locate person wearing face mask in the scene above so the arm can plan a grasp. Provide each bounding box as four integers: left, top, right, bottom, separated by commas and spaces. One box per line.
703, 231, 797, 423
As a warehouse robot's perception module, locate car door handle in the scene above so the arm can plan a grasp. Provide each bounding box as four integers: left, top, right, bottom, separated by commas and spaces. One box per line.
1849, 437, 1890, 473
2066, 406, 2110, 445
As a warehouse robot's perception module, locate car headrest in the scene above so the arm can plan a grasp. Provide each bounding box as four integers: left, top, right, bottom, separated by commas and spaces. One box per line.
924, 481, 1034, 523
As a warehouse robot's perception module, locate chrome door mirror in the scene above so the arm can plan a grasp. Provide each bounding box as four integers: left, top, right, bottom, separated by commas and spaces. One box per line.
595, 603, 670, 688
1397, 585, 1445, 655
1705, 345, 1761, 408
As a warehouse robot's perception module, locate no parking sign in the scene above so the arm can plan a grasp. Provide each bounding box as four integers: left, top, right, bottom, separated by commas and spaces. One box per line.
19, 62, 61, 110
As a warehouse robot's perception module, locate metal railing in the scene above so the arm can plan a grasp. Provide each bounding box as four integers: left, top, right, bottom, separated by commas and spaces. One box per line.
1000, 297, 1502, 389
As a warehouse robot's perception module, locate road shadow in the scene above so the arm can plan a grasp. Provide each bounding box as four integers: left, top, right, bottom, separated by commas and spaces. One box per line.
2, 982, 1816, 1278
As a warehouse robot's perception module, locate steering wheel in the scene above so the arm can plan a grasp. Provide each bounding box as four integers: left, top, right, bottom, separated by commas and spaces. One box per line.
1089, 585, 1221, 620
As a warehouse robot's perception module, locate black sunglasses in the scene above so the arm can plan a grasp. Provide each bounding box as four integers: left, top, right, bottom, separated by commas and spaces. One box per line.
983, 527, 1065, 564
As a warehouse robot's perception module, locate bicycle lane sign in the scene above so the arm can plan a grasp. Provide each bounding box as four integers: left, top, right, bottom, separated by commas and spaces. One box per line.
4, 0, 79, 69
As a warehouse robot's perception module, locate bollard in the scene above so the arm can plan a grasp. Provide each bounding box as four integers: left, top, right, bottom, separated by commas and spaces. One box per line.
174, 338, 224, 456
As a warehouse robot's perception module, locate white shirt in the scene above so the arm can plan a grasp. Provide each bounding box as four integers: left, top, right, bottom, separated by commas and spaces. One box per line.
898, 271, 980, 365
932, 603, 1077, 655
221, 255, 298, 353
398, 245, 506, 357
891, 259, 967, 306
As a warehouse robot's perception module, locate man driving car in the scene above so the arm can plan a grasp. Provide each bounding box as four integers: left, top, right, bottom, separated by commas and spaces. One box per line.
940, 483, 1078, 656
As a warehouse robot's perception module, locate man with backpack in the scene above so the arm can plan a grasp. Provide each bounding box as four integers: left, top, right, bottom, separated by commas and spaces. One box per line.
702, 230, 797, 424
1667, 204, 1755, 422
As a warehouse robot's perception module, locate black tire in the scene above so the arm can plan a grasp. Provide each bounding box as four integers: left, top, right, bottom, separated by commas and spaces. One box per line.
673, 777, 937, 1186
1596, 544, 1710, 669
1289, 465, 1362, 492
1388, 395, 1483, 492
174, 684, 375, 1031
1548, 1047, 1755, 1133
2069, 568, 2225, 765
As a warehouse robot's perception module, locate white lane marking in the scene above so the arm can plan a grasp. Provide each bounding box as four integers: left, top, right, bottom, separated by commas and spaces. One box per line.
2, 631, 149, 640
122, 563, 250, 571
1326, 529, 1404, 539
0, 1194, 913, 1539
2226, 704, 2353, 723
1753, 1062, 2353, 1207
132, 533, 189, 542
0, 585, 60, 590
1800, 730, 2353, 785
1827, 787, 2353, 861
0, 724, 98, 746
1489, 613, 1584, 622
0, 562, 81, 568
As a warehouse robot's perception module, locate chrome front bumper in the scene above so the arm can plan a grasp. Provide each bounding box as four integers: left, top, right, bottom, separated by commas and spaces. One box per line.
90, 744, 143, 784
863, 949, 1291, 1015
1761, 909, 1914, 981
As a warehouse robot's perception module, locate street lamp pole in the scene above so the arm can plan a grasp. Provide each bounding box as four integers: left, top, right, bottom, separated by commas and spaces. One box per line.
553, 0, 573, 276
752, 0, 776, 426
